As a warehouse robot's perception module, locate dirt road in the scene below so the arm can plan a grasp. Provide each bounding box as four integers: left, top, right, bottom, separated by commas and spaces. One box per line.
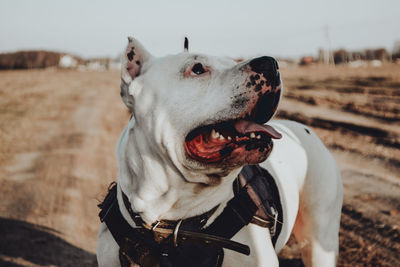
0, 65, 399, 266
0, 70, 128, 266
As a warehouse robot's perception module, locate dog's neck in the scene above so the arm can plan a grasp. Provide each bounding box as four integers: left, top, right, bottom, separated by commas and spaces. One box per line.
116, 119, 238, 224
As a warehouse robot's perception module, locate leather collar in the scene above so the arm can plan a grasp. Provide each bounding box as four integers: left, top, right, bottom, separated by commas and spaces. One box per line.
121, 189, 218, 242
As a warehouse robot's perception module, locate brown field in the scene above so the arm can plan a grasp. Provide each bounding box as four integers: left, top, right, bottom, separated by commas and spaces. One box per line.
0, 65, 399, 266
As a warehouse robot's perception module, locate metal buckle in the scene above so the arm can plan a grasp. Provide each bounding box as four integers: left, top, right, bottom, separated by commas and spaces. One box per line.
251, 215, 272, 228
173, 220, 183, 247
151, 220, 160, 231
270, 207, 278, 237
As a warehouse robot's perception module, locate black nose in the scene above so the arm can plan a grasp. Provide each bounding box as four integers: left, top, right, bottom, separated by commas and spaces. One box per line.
249, 56, 278, 73
248, 56, 280, 86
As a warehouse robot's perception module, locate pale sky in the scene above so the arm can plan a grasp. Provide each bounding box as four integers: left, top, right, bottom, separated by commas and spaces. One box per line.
1, 0, 399, 58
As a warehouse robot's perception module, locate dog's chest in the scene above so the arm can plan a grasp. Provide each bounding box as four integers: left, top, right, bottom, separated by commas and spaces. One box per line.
99, 165, 282, 267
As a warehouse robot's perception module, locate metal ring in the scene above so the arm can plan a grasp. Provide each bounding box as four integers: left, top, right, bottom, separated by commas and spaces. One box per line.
173, 220, 183, 247
271, 207, 278, 237
151, 221, 160, 231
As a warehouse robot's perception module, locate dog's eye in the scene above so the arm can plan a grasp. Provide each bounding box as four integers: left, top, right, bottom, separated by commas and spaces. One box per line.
191, 63, 206, 75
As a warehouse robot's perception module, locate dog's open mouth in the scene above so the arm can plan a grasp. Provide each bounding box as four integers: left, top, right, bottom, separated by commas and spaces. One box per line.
184, 119, 282, 164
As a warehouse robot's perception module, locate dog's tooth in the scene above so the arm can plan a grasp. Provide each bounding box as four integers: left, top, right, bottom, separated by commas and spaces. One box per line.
211, 129, 219, 139
256, 135, 261, 139
211, 129, 218, 139
219, 135, 225, 140
236, 136, 239, 141
250, 132, 256, 138
227, 136, 232, 140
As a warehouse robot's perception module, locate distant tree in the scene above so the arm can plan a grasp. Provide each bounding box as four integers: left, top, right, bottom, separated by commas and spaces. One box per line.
393, 40, 400, 60
0, 51, 61, 69
351, 51, 364, 61
0, 51, 84, 70
333, 49, 350, 64
373, 48, 389, 61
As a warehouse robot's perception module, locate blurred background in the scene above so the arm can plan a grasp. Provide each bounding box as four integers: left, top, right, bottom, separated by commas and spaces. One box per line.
0, 0, 399, 266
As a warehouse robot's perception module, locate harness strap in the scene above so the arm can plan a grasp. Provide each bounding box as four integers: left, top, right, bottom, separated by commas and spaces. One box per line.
99, 184, 155, 248
203, 165, 282, 244
121, 191, 218, 233
204, 186, 258, 238
118, 182, 259, 251
99, 183, 250, 256
238, 165, 283, 245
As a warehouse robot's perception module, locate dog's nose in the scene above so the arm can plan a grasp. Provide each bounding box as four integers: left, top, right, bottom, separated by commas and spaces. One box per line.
248, 56, 279, 75
248, 56, 280, 87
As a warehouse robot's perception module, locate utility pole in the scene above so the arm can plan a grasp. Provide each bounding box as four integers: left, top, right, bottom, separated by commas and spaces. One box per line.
324, 25, 334, 65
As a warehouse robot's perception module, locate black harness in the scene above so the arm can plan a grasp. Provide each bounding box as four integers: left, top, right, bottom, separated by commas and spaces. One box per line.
98, 165, 282, 267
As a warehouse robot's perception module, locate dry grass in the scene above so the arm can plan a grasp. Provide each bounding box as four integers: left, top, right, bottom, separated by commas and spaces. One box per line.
277, 64, 400, 266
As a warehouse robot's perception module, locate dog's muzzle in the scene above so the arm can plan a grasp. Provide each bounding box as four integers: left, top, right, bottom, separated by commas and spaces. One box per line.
184, 56, 282, 166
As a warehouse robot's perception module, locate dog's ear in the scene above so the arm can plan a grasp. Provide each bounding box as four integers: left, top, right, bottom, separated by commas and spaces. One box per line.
120, 37, 153, 109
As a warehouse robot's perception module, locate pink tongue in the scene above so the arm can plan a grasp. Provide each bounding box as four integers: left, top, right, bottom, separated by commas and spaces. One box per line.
234, 120, 282, 139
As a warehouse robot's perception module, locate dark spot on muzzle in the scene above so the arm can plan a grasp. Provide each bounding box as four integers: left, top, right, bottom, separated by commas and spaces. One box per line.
231, 97, 248, 109
255, 84, 262, 92
249, 56, 280, 88
127, 48, 135, 61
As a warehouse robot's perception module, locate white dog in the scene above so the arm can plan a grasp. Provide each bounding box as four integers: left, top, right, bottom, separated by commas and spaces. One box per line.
97, 37, 343, 267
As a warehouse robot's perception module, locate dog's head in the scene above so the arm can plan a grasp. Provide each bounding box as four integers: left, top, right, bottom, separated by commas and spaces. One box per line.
121, 37, 282, 183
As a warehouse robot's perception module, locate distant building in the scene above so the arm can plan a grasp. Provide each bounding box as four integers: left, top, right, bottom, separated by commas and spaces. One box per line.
59, 55, 78, 68
299, 56, 314, 66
